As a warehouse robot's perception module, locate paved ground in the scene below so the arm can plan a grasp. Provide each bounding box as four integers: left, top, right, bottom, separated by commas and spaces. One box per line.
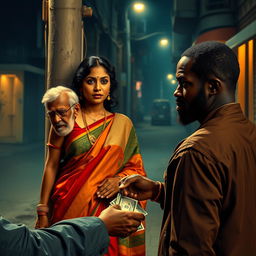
0, 118, 192, 255
135, 120, 189, 255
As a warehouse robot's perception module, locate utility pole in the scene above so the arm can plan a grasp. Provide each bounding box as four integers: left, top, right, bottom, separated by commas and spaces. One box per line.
43, 0, 84, 88
125, 8, 132, 118
42, 0, 92, 155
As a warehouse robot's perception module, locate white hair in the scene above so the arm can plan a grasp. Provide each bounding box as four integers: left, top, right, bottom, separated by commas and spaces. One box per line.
41, 86, 79, 109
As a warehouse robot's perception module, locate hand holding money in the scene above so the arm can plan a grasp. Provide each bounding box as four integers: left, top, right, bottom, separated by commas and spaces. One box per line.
110, 193, 148, 231
99, 205, 145, 237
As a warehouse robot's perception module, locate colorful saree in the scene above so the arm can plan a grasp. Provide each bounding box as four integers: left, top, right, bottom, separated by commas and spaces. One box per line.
51, 113, 146, 256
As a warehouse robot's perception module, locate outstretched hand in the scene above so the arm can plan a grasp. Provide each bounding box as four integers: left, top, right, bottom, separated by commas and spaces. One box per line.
99, 205, 145, 237
119, 174, 159, 201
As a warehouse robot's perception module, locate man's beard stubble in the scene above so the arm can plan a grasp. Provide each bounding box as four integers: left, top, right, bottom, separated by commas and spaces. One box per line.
177, 87, 207, 125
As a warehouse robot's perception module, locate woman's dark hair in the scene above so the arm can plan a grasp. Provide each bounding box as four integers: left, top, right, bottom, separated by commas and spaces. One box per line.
72, 56, 118, 111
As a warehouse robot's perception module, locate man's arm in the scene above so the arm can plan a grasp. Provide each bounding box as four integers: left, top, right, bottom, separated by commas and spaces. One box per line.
0, 216, 109, 256
0, 205, 144, 256
169, 149, 223, 255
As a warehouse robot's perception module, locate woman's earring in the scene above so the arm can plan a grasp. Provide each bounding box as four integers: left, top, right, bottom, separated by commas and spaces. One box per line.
107, 95, 111, 101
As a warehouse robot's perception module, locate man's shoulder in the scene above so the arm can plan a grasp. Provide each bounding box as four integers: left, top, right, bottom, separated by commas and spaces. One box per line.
175, 119, 256, 162
175, 128, 213, 155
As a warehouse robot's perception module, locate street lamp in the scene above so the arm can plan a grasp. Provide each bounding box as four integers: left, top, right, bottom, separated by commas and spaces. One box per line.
133, 2, 145, 13
125, 1, 145, 117
167, 73, 174, 80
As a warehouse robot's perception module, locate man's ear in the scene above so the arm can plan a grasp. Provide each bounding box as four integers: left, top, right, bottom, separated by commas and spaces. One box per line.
73, 103, 80, 118
207, 78, 222, 95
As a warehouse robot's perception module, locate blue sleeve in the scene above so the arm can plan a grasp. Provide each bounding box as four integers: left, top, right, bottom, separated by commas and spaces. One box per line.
0, 216, 110, 256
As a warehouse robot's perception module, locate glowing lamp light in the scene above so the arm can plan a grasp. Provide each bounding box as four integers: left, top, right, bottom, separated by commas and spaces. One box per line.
135, 81, 142, 91
133, 2, 145, 13
171, 79, 176, 84
159, 38, 169, 47
167, 74, 174, 80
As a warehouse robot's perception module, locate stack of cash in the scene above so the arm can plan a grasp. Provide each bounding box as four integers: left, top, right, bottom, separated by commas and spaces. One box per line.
110, 193, 147, 231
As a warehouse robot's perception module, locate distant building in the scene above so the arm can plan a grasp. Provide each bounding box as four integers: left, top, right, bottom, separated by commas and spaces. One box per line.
171, 0, 256, 123
0, 1, 44, 143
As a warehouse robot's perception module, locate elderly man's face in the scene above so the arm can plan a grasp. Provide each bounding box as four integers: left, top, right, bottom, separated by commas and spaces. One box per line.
46, 92, 75, 136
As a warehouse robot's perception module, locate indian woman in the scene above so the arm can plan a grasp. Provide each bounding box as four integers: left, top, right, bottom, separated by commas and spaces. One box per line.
36, 56, 147, 256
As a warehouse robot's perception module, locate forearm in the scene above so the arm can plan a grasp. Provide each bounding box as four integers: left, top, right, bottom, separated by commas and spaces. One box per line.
39, 167, 57, 205
40, 217, 109, 255
0, 217, 109, 256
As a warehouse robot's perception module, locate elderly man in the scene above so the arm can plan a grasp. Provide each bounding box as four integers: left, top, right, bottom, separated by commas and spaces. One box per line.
120, 41, 256, 255
1, 205, 144, 256
42, 86, 79, 137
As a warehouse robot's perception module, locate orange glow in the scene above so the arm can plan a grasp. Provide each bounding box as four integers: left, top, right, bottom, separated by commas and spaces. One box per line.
135, 81, 142, 91
248, 40, 254, 122
1, 74, 17, 79
237, 44, 246, 113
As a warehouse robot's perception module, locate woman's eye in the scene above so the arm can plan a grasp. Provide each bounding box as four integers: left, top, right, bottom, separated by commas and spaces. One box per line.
101, 79, 108, 85
86, 79, 94, 85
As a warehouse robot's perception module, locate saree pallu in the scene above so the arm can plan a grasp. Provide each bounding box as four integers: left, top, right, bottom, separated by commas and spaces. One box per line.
51, 113, 146, 256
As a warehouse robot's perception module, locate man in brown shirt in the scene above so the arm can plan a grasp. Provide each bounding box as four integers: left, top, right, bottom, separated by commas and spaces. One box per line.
120, 41, 256, 255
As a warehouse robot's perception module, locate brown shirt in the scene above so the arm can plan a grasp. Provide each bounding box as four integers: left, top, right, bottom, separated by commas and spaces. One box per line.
158, 103, 256, 256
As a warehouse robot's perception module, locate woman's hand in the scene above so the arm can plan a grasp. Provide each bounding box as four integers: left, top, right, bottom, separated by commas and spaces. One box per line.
97, 176, 122, 199
35, 215, 49, 229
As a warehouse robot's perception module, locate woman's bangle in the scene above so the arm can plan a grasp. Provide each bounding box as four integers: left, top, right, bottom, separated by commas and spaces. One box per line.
47, 143, 61, 150
36, 204, 49, 213
151, 181, 163, 202
37, 211, 48, 216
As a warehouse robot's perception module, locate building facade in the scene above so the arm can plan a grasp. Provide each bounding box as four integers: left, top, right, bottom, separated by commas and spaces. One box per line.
0, 1, 45, 143
171, 0, 256, 123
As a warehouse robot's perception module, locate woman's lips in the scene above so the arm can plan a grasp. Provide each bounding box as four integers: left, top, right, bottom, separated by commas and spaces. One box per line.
92, 94, 103, 98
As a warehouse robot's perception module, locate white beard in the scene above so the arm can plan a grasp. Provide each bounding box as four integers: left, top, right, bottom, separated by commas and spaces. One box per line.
53, 117, 75, 136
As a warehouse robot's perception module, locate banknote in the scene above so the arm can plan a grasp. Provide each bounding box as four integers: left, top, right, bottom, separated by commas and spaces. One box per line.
119, 195, 138, 211
135, 203, 148, 216
110, 193, 147, 215
109, 193, 147, 231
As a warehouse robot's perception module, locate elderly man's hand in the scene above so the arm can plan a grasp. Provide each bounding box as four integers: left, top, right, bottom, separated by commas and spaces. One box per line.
99, 205, 145, 237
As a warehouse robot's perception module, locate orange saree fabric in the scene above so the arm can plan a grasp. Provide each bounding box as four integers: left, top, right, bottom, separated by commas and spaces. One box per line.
50, 113, 146, 256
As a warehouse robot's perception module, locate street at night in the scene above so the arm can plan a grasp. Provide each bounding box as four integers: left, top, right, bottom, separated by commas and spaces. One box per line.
1, 0, 256, 255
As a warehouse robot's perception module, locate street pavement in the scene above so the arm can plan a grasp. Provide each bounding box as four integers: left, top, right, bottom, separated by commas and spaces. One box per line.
135, 120, 190, 255
0, 118, 191, 255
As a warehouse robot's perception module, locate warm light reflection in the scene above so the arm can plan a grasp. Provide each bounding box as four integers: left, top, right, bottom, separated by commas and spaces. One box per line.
133, 2, 145, 13
238, 44, 246, 113
248, 39, 254, 121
